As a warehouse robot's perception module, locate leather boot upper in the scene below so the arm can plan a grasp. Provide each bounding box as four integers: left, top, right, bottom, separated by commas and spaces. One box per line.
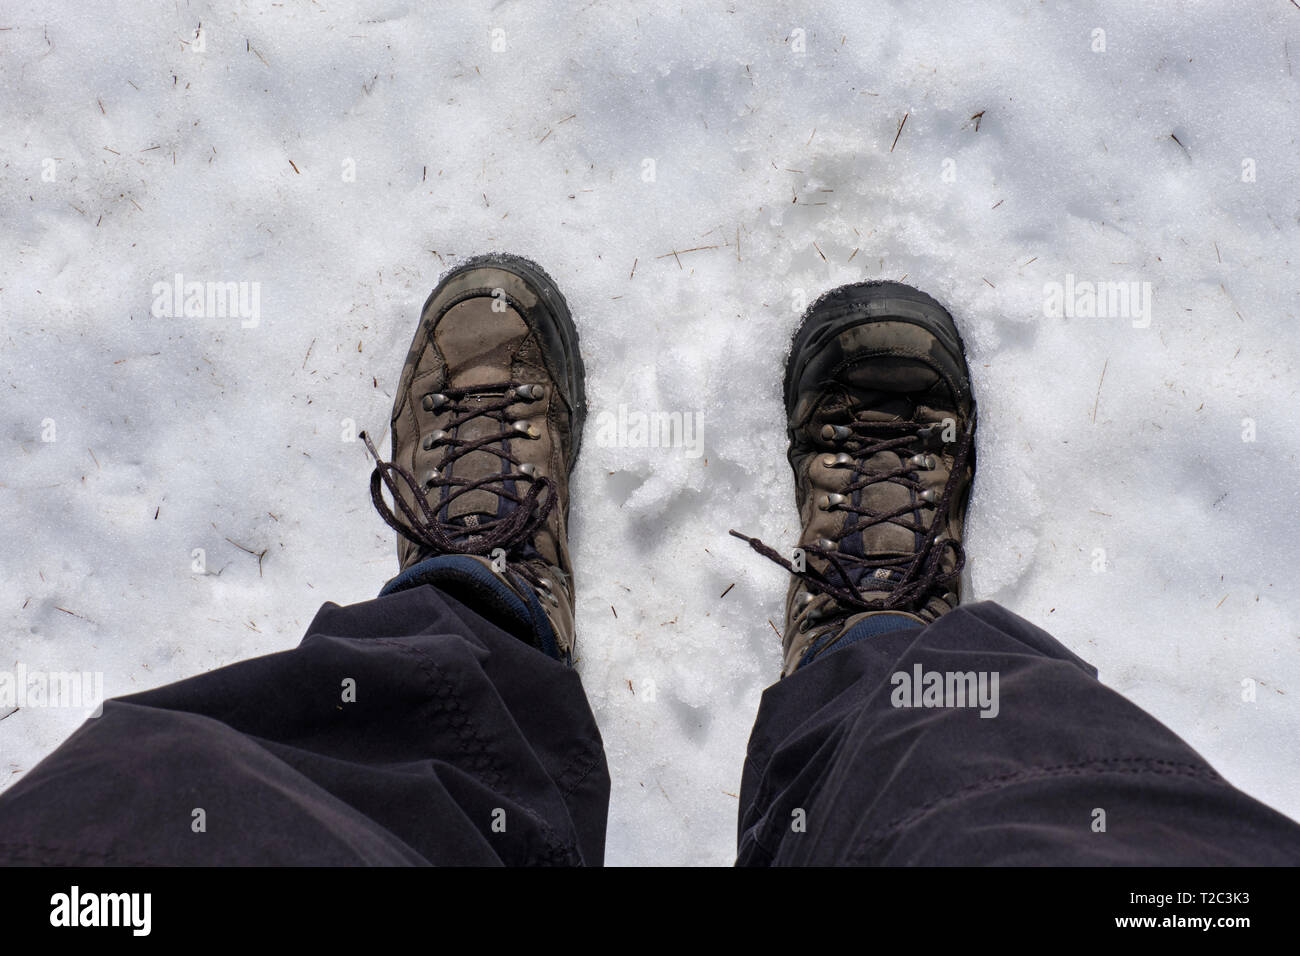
734, 281, 976, 675
366, 255, 586, 658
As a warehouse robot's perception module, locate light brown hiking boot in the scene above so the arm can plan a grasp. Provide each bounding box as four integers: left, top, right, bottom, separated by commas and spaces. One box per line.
363, 254, 586, 662
733, 281, 976, 676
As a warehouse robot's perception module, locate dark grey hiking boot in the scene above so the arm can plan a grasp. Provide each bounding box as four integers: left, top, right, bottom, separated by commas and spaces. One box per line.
732, 281, 976, 676
362, 254, 586, 661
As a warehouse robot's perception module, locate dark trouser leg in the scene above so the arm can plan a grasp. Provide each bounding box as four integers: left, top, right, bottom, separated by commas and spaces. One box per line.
0, 584, 609, 866
737, 601, 1300, 865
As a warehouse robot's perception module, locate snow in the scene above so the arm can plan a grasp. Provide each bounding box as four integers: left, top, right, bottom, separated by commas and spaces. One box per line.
2, 0, 1298, 866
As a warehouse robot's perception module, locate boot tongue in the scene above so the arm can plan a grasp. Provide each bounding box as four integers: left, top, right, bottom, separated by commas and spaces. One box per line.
852, 566, 908, 596
822, 395, 931, 587
446, 393, 511, 520
433, 299, 528, 521
444, 512, 545, 562
443, 512, 497, 551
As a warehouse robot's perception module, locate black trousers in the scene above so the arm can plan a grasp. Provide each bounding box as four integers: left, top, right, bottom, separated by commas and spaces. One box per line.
0, 586, 1296, 865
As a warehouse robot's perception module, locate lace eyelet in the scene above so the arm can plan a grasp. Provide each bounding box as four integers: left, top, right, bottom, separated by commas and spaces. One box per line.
516, 384, 545, 402
537, 579, 559, 605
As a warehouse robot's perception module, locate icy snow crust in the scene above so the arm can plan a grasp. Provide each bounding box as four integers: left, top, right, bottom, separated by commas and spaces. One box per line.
2, 1, 1297, 865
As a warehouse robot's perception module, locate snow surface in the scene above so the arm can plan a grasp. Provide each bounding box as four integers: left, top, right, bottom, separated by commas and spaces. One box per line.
2, 0, 1298, 866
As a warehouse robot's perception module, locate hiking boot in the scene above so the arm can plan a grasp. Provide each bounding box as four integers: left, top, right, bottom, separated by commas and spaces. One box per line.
362, 253, 586, 662
732, 281, 976, 676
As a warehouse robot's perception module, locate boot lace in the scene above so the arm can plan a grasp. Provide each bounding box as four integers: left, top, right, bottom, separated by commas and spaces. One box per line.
361, 380, 555, 579
730, 417, 974, 617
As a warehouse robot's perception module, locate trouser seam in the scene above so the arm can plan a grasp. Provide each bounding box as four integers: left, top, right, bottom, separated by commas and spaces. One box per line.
846, 756, 1225, 863
374, 637, 580, 865
0, 840, 158, 867
556, 746, 603, 799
